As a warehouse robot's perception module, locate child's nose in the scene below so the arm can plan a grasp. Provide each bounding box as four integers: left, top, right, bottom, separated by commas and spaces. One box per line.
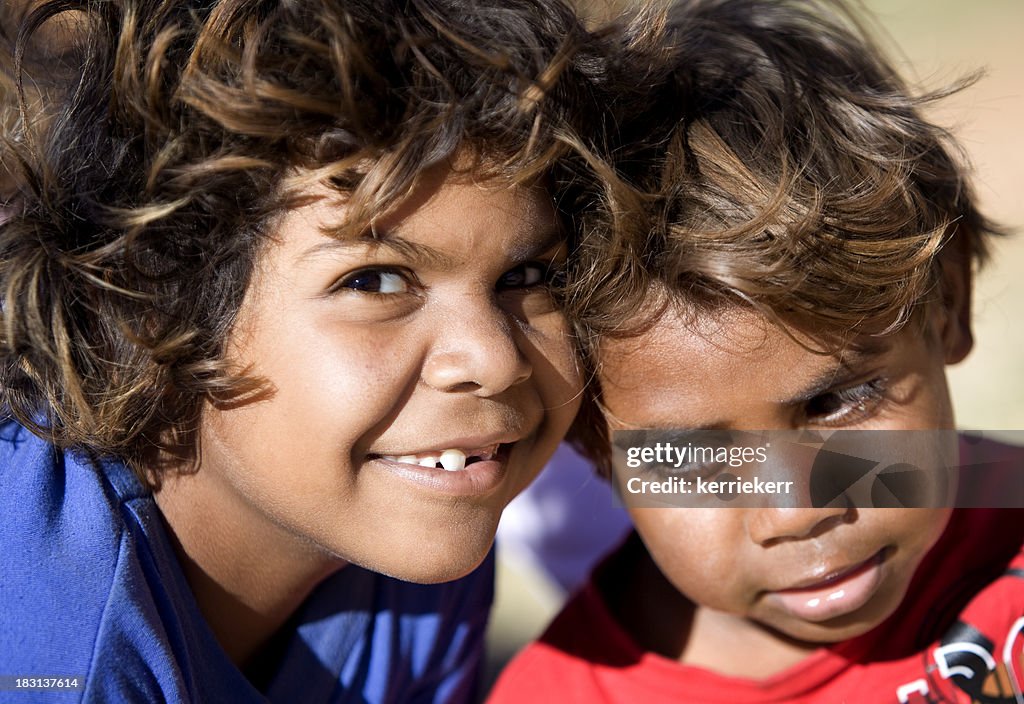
746, 504, 853, 546
421, 303, 532, 396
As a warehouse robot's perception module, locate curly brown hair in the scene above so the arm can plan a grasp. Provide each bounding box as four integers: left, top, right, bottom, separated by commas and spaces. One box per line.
564, 0, 1002, 467
0, 0, 609, 480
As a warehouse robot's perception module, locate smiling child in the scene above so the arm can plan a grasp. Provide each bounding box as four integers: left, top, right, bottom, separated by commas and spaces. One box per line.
0, 0, 598, 700
489, 0, 1024, 702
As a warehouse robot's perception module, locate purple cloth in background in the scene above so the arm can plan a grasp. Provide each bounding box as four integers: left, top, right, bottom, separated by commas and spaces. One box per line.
497, 443, 631, 597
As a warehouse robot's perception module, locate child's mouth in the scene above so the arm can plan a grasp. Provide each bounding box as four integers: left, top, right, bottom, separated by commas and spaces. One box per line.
374, 444, 501, 472
368, 442, 517, 497
767, 548, 889, 623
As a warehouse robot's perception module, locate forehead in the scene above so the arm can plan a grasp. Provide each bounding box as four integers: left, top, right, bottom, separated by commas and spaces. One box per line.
379, 167, 558, 252
597, 305, 869, 427
268, 165, 559, 261
600, 305, 794, 387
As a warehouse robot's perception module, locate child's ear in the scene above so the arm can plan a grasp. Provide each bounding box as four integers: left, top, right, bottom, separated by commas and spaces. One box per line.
935, 230, 975, 365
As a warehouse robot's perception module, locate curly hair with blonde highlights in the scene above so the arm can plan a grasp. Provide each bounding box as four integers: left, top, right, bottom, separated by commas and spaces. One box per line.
0, 0, 607, 480
562, 0, 1002, 467
570, 0, 999, 344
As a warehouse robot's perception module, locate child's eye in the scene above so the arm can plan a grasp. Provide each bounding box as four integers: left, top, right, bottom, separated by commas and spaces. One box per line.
805, 378, 887, 427
497, 262, 559, 291
337, 268, 412, 294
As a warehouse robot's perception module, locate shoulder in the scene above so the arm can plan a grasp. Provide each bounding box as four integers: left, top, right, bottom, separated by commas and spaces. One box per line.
914, 433, 1024, 592
873, 489, 1024, 661
886, 522, 1024, 701
0, 420, 206, 701
0, 422, 127, 674
955, 433, 1024, 508
487, 586, 621, 704
487, 544, 638, 704
932, 434, 1024, 582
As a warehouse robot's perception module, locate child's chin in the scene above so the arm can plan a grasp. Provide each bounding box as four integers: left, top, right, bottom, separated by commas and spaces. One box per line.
763, 599, 895, 646
360, 531, 496, 585
772, 619, 876, 647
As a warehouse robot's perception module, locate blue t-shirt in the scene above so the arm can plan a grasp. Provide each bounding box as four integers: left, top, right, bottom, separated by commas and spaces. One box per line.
0, 420, 493, 703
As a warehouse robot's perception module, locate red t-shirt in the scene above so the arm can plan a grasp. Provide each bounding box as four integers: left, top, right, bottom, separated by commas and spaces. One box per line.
490, 508, 1024, 702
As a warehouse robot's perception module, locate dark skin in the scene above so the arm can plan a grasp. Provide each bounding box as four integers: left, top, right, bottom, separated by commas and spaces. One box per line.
154, 165, 581, 669
595, 247, 973, 678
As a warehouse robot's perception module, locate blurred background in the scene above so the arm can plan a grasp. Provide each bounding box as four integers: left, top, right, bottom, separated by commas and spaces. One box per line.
868, 0, 1024, 432
484, 0, 1024, 695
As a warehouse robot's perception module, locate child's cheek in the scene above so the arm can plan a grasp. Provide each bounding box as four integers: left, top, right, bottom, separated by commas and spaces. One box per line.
877, 507, 952, 560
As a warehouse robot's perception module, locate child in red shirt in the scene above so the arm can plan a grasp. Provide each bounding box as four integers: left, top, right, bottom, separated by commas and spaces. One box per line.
489, 0, 1024, 701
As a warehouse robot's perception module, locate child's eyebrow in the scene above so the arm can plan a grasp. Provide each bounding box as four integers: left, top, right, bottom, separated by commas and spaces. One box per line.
511, 228, 566, 261
299, 235, 457, 269
781, 346, 888, 405
299, 227, 564, 267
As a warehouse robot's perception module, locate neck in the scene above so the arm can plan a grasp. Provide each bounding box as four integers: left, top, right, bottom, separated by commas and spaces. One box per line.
154, 471, 346, 669
684, 607, 817, 679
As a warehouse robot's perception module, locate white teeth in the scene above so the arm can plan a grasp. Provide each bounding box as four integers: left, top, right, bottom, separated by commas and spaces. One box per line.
378, 449, 476, 470
439, 449, 467, 472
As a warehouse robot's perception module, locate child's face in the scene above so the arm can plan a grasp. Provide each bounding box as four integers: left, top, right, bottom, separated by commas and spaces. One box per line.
190, 167, 581, 582
599, 304, 961, 645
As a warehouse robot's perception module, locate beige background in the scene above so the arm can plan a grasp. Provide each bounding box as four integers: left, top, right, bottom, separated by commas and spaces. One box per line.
484, 0, 1024, 695
863, 0, 1024, 431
